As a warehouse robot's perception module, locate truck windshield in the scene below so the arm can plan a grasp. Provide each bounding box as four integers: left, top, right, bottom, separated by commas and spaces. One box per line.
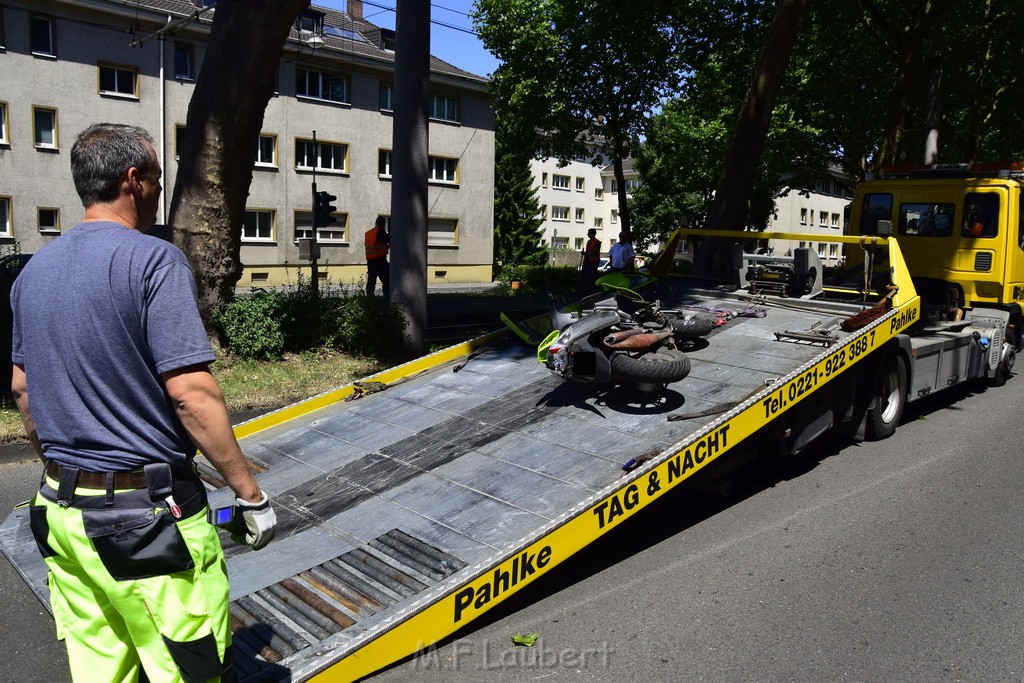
859, 193, 892, 235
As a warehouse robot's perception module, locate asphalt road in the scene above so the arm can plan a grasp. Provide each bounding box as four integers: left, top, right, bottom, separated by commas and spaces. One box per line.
2, 378, 1022, 682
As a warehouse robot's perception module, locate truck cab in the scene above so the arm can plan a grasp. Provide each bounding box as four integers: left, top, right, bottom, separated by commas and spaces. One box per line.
848, 162, 1024, 341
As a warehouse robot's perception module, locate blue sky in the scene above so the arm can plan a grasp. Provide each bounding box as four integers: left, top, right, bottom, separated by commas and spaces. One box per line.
316, 0, 500, 78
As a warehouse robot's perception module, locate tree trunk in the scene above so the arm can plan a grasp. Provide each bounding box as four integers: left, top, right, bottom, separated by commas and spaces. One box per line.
707, 0, 810, 231
168, 0, 310, 331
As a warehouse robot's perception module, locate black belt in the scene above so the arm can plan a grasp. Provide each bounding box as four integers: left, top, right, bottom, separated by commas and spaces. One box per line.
45, 461, 149, 490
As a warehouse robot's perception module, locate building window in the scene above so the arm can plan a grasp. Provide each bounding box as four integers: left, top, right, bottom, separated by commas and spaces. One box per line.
575, 177, 585, 192
295, 211, 348, 243
831, 212, 840, 228
539, 205, 546, 218
242, 209, 275, 242
296, 68, 348, 104
552, 206, 569, 221
541, 172, 548, 188
428, 217, 458, 246
574, 237, 584, 249
800, 207, 807, 225
625, 179, 641, 192
0, 102, 7, 144
819, 211, 827, 227
378, 149, 392, 177
611, 180, 618, 194
594, 188, 603, 200
575, 208, 585, 223
428, 156, 458, 184
379, 82, 393, 111
611, 209, 618, 224
174, 124, 186, 160
0, 197, 10, 237
295, 138, 348, 173
0, 8, 6, 49
38, 207, 59, 233
593, 217, 603, 228
829, 243, 838, 258
30, 15, 55, 57
98, 64, 138, 98
816, 242, 826, 257
552, 174, 570, 190
255, 134, 277, 167
174, 43, 194, 79
33, 107, 57, 149
429, 94, 458, 122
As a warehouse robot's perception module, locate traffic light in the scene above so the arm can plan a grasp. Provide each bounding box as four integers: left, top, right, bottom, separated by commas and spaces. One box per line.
314, 190, 337, 227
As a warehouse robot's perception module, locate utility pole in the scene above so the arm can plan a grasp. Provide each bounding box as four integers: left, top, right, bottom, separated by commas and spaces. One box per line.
310, 130, 321, 298
390, 0, 430, 357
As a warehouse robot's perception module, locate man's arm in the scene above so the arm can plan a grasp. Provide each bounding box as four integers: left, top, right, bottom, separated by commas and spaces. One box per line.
11, 364, 44, 462
162, 364, 262, 503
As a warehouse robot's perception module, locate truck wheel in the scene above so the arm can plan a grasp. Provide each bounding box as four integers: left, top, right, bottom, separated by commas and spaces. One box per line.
611, 347, 691, 384
669, 315, 716, 338
866, 354, 907, 440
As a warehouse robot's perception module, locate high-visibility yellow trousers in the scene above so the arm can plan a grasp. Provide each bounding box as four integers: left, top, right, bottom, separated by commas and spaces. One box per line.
30, 480, 233, 683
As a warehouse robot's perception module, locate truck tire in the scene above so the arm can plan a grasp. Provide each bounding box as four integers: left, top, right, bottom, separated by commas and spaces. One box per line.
988, 328, 1016, 387
866, 354, 907, 440
611, 347, 691, 384
669, 315, 716, 338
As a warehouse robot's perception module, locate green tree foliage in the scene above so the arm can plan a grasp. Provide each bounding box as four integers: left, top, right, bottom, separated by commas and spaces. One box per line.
492, 118, 547, 272
474, 0, 684, 236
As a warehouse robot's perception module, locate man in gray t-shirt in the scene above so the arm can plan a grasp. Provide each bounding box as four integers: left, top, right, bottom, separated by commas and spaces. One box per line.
11, 123, 276, 682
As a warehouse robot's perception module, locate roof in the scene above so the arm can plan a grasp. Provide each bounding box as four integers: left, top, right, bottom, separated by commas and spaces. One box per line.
102, 0, 489, 85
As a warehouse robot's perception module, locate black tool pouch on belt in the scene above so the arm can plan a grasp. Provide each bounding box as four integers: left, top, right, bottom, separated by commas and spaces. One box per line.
82, 505, 194, 580
78, 463, 197, 581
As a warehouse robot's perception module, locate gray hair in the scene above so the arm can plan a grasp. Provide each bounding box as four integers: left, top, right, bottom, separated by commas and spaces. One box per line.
70, 123, 155, 207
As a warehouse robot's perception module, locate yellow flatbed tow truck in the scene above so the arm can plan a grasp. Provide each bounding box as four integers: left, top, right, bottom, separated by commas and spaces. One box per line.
3, 161, 1020, 682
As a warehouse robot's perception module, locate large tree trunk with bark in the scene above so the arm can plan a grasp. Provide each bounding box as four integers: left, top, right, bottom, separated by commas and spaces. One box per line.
169, 0, 310, 331
707, 0, 809, 231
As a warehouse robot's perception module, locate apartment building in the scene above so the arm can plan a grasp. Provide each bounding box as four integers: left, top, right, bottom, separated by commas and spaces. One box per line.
767, 173, 854, 268
0, 0, 495, 287
531, 149, 638, 258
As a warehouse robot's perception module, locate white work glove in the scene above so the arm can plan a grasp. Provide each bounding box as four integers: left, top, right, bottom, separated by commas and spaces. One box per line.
232, 493, 277, 550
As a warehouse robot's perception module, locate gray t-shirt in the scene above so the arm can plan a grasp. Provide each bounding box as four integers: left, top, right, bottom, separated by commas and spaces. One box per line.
11, 221, 215, 470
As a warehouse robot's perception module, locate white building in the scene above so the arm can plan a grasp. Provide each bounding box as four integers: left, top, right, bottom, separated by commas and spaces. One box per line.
531, 150, 638, 258
0, 0, 495, 287
767, 173, 854, 268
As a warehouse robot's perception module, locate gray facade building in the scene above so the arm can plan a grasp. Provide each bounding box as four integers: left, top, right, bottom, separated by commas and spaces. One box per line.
0, 0, 495, 287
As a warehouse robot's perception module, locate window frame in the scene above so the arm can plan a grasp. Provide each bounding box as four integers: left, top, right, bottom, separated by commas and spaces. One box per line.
241, 209, 276, 243
37, 207, 59, 234
0, 196, 11, 237
427, 217, 458, 246
428, 93, 459, 122
551, 205, 570, 222
575, 177, 585, 192
0, 102, 8, 145
427, 155, 458, 185
378, 149, 392, 178
32, 106, 58, 149
294, 210, 349, 244
296, 67, 349, 105
174, 124, 186, 160
552, 174, 570, 190
255, 133, 277, 168
0, 7, 6, 50
30, 15, 55, 57
594, 188, 603, 200
98, 62, 139, 98
379, 82, 394, 111
575, 207, 585, 223
294, 138, 348, 174
173, 42, 195, 80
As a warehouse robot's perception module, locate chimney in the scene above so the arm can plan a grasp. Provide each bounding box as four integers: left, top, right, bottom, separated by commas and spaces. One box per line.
348, 0, 363, 20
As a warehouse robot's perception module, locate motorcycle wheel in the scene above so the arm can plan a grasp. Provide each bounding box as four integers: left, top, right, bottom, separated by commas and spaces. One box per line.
610, 346, 691, 384
669, 315, 715, 338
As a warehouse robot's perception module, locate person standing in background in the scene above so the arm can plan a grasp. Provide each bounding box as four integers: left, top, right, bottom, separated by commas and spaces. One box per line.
365, 215, 391, 297
577, 228, 602, 295
608, 231, 636, 272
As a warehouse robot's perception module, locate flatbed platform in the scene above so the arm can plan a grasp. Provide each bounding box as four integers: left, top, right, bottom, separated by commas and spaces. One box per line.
1, 255, 918, 682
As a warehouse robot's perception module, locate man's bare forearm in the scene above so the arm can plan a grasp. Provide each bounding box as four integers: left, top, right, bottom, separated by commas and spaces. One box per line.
163, 366, 263, 503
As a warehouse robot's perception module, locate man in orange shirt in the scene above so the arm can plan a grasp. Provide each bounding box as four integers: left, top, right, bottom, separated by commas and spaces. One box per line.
365, 216, 390, 297
577, 228, 601, 295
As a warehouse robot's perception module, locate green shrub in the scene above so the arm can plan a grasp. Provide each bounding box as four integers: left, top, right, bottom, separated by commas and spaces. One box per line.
495, 264, 578, 295
218, 290, 286, 360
